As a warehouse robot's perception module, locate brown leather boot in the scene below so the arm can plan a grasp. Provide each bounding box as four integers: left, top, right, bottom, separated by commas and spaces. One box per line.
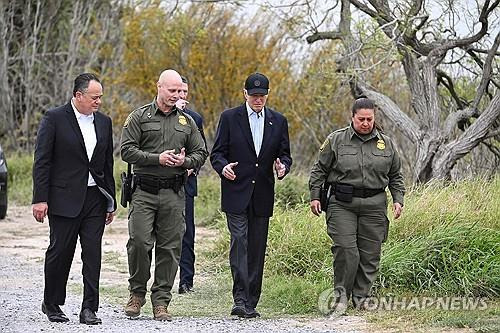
124, 293, 146, 317
153, 305, 172, 321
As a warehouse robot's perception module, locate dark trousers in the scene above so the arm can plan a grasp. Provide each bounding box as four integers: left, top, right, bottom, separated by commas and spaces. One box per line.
44, 186, 106, 311
326, 192, 387, 304
179, 194, 195, 287
226, 204, 269, 310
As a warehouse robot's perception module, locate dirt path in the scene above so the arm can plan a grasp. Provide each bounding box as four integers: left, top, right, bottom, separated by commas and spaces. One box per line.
0, 205, 374, 333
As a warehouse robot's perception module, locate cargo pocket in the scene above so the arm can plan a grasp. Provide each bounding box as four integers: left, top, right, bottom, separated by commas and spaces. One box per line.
383, 216, 390, 243
128, 203, 134, 220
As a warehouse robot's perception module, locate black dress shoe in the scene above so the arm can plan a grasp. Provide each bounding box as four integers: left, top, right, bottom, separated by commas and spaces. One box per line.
79, 308, 102, 325
230, 304, 247, 317
41, 302, 69, 323
178, 283, 194, 294
245, 308, 261, 318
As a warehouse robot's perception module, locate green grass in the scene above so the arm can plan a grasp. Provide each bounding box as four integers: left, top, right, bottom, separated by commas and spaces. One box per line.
5, 152, 33, 205
203, 174, 500, 330
361, 298, 500, 332
6, 152, 500, 330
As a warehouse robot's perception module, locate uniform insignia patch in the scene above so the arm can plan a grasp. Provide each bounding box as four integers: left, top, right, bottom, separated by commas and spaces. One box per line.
123, 113, 133, 128
147, 112, 152, 118
178, 115, 187, 125
377, 139, 386, 150
320, 138, 329, 151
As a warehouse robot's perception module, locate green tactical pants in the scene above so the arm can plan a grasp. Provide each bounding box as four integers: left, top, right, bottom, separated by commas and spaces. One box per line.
326, 191, 389, 305
127, 187, 186, 306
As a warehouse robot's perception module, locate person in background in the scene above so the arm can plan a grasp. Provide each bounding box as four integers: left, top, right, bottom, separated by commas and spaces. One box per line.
32, 73, 116, 325
309, 97, 405, 315
210, 72, 292, 318
176, 76, 206, 294
120, 69, 207, 321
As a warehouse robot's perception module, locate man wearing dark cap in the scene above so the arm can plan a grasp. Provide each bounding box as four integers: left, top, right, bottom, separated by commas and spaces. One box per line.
211, 73, 292, 318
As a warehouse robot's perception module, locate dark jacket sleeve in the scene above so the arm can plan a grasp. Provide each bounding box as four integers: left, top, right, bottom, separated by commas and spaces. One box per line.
32, 111, 56, 204
210, 111, 230, 176
277, 115, 292, 180
104, 116, 117, 211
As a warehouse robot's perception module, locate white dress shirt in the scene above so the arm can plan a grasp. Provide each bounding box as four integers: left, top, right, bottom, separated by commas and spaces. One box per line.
71, 100, 97, 187
246, 103, 265, 156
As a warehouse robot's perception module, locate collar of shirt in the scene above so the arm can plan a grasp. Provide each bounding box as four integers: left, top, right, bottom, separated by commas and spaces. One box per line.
71, 99, 95, 123
153, 97, 178, 117
246, 102, 265, 119
349, 123, 378, 142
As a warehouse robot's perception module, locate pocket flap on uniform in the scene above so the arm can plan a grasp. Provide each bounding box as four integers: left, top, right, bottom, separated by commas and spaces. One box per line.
339, 145, 358, 155
140, 122, 161, 131
174, 123, 192, 134
372, 148, 392, 157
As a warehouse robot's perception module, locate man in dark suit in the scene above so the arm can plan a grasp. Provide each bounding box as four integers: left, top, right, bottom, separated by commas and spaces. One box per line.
175, 76, 206, 294
210, 72, 292, 318
32, 73, 116, 325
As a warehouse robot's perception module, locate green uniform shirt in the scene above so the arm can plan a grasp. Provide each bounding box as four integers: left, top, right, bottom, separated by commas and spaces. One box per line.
120, 98, 208, 177
309, 125, 405, 205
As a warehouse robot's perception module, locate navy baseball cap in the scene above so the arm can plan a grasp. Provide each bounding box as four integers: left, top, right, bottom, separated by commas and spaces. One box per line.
245, 73, 269, 95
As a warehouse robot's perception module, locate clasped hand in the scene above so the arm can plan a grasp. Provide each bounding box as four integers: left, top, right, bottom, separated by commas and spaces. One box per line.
160, 148, 185, 167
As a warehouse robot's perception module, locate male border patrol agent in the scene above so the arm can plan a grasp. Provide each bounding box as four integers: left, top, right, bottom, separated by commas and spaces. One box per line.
309, 97, 405, 315
120, 69, 207, 321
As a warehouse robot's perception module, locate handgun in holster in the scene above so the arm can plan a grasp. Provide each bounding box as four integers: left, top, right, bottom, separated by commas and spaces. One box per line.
319, 182, 332, 213
120, 163, 133, 208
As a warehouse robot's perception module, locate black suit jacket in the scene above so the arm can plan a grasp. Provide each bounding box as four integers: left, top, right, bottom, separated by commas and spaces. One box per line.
32, 102, 116, 218
182, 108, 205, 197
210, 104, 292, 217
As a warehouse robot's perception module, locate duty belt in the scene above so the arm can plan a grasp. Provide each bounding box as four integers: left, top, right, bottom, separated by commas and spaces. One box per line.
332, 183, 385, 198
135, 173, 186, 194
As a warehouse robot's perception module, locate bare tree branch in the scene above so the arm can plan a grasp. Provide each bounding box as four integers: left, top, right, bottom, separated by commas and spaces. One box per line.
430, 0, 497, 57
466, 47, 500, 55
480, 140, 500, 160
306, 31, 343, 43
471, 30, 500, 110
485, 127, 500, 140
434, 91, 500, 179
437, 69, 467, 110
443, 108, 478, 138
357, 83, 420, 143
465, 49, 500, 90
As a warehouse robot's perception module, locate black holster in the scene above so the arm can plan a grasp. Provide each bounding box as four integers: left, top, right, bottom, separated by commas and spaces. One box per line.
120, 164, 133, 208
334, 183, 354, 203
319, 182, 332, 213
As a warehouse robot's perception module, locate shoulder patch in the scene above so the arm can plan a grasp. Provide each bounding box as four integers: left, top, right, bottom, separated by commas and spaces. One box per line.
332, 126, 350, 134
320, 138, 329, 151
123, 113, 133, 128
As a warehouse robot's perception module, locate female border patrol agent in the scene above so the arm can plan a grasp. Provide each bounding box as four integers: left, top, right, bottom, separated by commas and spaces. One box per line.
309, 97, 405, 314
